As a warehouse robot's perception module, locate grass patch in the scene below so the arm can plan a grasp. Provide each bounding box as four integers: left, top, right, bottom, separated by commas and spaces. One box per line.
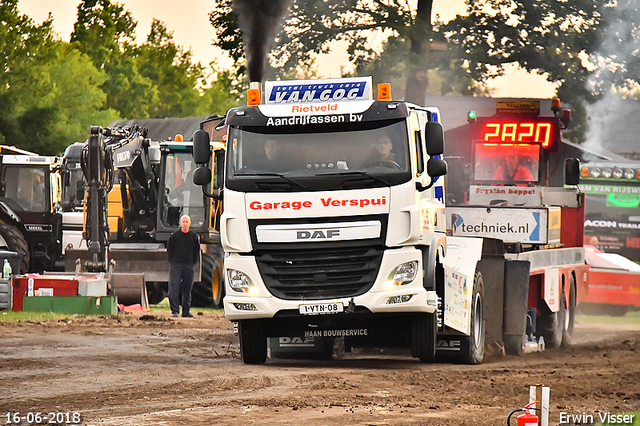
577, 310, 640, 325
148, 297, 222, 314
0, 311, 78, 322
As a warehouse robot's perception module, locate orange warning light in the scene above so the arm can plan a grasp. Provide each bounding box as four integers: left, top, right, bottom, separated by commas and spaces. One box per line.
247, 89, 261, 106
378, 83, 392, 101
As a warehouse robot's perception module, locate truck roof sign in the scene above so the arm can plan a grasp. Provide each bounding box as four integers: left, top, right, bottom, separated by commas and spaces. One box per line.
265, 77, 372, 105
496, 100, 540, 115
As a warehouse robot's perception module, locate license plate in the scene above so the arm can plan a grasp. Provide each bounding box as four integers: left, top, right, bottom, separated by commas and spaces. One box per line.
298, 302, 344, 315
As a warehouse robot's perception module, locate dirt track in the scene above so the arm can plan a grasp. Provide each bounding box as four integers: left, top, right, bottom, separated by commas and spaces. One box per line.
1, 312, 639, 426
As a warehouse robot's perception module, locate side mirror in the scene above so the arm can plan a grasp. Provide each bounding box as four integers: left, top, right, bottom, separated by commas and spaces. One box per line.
193, 166, 211, 186
417, 158, 448, 192
425, 121, 444, 156
565, 158, 580, 186
427, 158, 448, 178
193, 129, 211, 164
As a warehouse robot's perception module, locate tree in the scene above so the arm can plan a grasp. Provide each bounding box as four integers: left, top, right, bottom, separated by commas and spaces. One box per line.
71, 0, 157, 119
441, 1, 605, 141
0, 0, 117, 154
136, 19, 208, 118
440, 0, 640, 142
210, 0, 451, 103
201, 63, 243, 116
210, 0, 246, 76
212, 0, 640, 142
0, 0, 54, 146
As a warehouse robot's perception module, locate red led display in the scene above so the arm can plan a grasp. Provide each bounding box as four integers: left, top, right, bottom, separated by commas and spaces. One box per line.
479, 119, 558, 148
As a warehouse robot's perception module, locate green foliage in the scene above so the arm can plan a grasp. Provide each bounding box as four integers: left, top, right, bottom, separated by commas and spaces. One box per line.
71, 0, 158, 119
201, 64, 243, 116
210, 0, 486, 103
0, 0, 241, 155
0, 311, 80, 323
211, 0, 640, 143
442, 0, 606, 142
136, 19, 208, 118
0, 1, 118, 154
209, 0, 245, 76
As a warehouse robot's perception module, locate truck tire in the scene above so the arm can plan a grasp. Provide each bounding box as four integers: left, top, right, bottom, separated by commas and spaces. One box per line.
503, 334, 524, 356
561, 277, 576, 348
411, 313, 437, 362
191, 253, 222, 308
211, 256, 225, 309
462, 271, 486, 364
538, 283, 566, 349
0, 222, 29, 273
314, 337, 335, 360
239, 320, 267, 364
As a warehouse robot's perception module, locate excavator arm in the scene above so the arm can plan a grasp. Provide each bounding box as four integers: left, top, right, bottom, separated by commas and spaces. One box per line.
80, 125, 153, 272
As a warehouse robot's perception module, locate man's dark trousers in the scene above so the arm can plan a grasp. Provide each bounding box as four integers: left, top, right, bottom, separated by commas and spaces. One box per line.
168, 262, 195, 316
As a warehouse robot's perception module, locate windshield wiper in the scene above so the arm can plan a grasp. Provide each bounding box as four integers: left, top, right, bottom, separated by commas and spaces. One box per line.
234, 172, 306, 189
315, 170, 388, 187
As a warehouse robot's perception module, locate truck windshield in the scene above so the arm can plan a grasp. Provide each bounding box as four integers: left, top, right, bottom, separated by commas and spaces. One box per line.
62, 168, 84, 211
226, 120, 410, 191
160, 152, 206, 228
2, 165, 47, 212
474, 142, 540, 184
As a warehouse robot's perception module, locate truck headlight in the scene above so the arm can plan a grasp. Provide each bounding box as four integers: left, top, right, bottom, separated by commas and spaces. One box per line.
227, 269, 255, 293
386, 261, 419, 288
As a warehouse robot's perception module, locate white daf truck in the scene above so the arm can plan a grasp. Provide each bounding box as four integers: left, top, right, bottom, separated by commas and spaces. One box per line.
192, 77, 495, 364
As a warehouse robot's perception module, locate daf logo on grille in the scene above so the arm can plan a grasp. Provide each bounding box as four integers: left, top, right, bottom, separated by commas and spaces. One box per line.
297, 229, 340, 239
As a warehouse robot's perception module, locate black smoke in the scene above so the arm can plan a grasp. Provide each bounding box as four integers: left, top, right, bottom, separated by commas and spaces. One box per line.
232, 0, 292, 83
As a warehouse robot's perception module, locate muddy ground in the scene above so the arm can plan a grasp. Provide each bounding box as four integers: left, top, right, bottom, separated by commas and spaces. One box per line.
1, 312, 639, 426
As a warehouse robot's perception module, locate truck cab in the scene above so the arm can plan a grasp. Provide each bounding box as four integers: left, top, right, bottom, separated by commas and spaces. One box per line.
445, 100, 588, 354
193, 77, 448, 364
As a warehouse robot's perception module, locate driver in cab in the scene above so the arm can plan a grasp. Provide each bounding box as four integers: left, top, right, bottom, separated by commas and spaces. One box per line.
492, 152, 534, 183
254, 138, 286, 172
364, 134, 397, 168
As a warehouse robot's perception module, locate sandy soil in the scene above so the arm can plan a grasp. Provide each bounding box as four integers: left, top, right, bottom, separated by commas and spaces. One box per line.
1, 312, 639, 426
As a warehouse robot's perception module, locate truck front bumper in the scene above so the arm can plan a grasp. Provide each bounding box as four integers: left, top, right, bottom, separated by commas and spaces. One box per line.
223, 247, 438, 321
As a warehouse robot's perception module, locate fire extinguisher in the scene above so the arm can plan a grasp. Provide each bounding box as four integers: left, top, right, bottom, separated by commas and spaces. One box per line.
507, 401, 541, 426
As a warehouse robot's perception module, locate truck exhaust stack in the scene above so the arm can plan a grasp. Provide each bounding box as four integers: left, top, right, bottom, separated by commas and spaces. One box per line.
232, 0, 291, 83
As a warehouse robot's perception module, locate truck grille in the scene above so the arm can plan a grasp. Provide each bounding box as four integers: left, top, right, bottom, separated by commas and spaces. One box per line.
256, 246, 383, 300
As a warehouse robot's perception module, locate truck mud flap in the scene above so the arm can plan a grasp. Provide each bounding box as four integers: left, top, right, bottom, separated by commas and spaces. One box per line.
268, 336, 334, 360
476, 253, 506, 349
435, 334, 469, 358
502, 259, 531, 355
262, 313, 413, 357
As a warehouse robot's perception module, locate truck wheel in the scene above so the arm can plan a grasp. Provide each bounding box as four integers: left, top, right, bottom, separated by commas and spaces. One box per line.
239, 320, 267, 364
211, 257, 225, 309
462, 271, 485, 364
315, 337, 335, 360
538, 284, 566, 349
146, 282, 167, 305
561, 277, 576, 348
191, 253, 216, 308
411, 313, 437, 362
0, 222, 29, 273
503, 334, 524, 356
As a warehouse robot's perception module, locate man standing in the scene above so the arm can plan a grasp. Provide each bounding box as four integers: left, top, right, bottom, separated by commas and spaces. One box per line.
167, 215, 200, 318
